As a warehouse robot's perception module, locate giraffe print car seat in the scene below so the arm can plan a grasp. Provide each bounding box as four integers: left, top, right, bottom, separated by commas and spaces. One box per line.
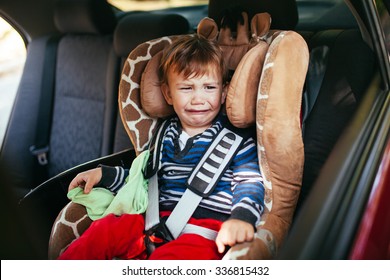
48, 12, 309, 259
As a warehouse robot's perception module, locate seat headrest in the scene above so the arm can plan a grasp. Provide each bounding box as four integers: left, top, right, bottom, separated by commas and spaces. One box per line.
114, 12, 190, 57
54, 0, 117, 34
208, 0, 298, 30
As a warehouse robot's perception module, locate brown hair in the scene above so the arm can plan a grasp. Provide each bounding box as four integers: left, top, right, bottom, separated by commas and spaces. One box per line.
159, 34, 228, 85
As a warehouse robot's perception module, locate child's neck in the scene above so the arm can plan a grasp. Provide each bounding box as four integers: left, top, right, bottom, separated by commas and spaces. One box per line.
182, 127, 208, 137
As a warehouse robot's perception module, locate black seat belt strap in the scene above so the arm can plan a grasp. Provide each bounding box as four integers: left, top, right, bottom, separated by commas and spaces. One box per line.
302, 45, 330, 134
29, 35, 60, 167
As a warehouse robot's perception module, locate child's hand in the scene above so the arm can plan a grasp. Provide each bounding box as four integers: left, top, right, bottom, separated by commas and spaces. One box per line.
68, 167, 102, 194
215, 219, 254, 254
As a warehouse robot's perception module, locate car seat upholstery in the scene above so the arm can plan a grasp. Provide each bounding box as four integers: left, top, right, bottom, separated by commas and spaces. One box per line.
49, 0, 119, 175
0, 0, 118, 199
47, 5, 309, 259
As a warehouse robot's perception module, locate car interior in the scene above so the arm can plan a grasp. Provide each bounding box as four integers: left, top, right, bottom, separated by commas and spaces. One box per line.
0, 0, 383, 259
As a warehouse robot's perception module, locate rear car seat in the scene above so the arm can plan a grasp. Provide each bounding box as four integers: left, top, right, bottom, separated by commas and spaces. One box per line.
0, 0, 118, 199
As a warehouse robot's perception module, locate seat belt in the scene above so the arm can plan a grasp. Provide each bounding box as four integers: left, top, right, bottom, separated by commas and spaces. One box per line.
166, 128, 245, 238
144, 119, 251, 240
29, 35, 60, 178
302, 45, 329, 134
144, 120, 170, 231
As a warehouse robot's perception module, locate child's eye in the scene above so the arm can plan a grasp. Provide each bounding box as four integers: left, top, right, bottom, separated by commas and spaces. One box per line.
180, 86, 192, 91
205, 85, 217, 90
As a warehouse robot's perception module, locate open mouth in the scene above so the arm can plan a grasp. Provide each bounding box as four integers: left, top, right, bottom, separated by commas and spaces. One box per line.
186, 109, 209, 114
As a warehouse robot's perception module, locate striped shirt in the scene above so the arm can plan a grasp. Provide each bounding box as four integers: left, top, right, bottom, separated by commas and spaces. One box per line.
99, 115, 264, 227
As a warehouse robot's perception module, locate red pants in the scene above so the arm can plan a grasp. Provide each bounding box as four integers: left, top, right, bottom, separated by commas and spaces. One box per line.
58, 213, 223, 260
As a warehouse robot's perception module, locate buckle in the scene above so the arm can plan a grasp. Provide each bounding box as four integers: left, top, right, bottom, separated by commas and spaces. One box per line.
144, 217, 174, 256
30, 145, 49, 165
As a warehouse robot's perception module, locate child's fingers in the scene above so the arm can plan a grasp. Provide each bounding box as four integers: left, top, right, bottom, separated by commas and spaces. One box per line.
68, 174, 85, 191
246, 228, 255, 242
67, 168, 102, 193
83, 179, 95, 194
215, 235, 226, 254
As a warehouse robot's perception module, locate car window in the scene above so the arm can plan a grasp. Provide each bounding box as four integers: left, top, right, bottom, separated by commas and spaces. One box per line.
109, 0, 207, 11
0, 17, 26, 147
376, 0, 390, 59
109, 0, 352, 30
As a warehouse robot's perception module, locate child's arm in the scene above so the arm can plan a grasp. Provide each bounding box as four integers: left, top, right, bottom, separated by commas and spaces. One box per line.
216, 137, 264, 252
68, 165, 129, 194
68, 167, 102, 194
215, 219, 254, 253
230, 137, 265, 223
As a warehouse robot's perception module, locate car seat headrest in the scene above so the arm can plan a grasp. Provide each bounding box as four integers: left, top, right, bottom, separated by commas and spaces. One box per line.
197, 13, 271, 127
54, 0, 117, 34
198, 13, 271, 69
208, 0, 298, 30
114, 13, 190, 57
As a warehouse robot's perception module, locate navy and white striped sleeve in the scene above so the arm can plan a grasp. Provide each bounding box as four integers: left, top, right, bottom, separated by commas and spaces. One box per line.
229, 137, 265, 227
95, 165, 129, 194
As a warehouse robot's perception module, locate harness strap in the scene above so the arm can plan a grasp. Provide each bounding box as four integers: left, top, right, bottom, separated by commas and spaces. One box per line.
166, 128, 244, 239
145, 172, 160, 231
165, 189, 203, 239
186, 128, 243, 197
181, 224, 218, 241
144, 120, 169, 231
145, 118, 250, 240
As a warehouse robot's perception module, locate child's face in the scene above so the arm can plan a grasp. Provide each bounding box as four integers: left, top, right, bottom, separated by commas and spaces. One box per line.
161, 66, 226, 136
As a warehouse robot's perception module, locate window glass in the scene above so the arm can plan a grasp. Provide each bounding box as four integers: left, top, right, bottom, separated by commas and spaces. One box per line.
0, 17, 26, 147
109, 0, 207, 11
376, 0, 390, 58
109, 0, 354, 30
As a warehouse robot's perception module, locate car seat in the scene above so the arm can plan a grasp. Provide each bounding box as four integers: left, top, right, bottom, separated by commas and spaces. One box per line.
48, 9, 309, 259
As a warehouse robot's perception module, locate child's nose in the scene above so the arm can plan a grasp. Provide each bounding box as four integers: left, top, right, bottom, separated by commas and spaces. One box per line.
191, 90, 205, 104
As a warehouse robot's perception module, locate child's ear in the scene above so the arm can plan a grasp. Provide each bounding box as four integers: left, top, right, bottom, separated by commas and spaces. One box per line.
161, 83, 173, 105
